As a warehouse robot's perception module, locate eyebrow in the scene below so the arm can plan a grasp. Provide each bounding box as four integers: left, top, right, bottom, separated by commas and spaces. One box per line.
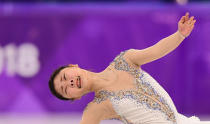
60, 75, 63, 82
64, 73, 67, 80
60, 73, 67, 82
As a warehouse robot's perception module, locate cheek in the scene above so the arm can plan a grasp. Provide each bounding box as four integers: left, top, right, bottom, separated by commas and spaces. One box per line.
68, 88, 81, 97
81, 73, 88, 86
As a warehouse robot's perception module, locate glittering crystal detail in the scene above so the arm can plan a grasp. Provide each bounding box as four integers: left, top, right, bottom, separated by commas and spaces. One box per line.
106, 116, 134, 124
105, 117, 133, 124
93, 50, 177, 124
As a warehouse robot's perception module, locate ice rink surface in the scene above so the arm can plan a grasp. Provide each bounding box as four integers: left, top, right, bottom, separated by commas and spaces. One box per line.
0, 113, 209, 124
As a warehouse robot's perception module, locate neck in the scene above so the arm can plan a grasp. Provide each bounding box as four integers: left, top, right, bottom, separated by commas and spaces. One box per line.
87, 70, 112, 93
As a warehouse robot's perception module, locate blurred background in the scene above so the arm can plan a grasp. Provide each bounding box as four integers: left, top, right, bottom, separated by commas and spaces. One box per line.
0, 0, 210, 124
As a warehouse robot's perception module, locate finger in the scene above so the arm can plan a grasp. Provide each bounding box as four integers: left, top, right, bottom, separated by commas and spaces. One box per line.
190, 20, 196, 27
191, 20, 196, 25
191, 17, 196, 24
185, 20, 191, 25
179, 16, 185, 23
185, 12, 189, 21
192, 19, 196, 23
185, 16, 193, 24
188, 17, 194, 24
190, 16, 194, 20
190, 24, 194, 29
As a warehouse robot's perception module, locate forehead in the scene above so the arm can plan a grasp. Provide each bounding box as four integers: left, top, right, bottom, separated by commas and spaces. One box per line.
54, 67, 71, 82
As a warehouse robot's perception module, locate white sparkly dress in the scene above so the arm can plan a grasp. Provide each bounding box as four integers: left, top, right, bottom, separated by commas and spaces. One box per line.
93, 50, 210, 124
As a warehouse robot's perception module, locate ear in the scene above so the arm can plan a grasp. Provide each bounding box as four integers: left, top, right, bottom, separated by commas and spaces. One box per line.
68, 64, 79, 67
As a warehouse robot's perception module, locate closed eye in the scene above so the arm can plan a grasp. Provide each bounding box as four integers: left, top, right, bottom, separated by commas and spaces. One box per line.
65, 86, 68, 95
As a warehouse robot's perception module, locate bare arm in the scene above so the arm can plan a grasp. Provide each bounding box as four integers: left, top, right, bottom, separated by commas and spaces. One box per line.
127, 31, 185, 66
80, 102, 105, 124
126, 12, 196, 66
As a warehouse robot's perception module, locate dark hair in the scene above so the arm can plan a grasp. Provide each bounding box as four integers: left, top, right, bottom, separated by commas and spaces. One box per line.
49, 65, 75, 101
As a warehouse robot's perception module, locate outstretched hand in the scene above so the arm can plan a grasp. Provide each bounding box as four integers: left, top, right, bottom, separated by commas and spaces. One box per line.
178, 12, 196, 37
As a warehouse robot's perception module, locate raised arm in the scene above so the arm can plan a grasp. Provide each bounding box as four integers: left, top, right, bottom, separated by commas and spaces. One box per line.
126, 12, 196, 66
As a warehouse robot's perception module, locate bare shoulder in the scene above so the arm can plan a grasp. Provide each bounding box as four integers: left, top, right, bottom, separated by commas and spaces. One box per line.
108, 49, 140, 69
121, 49, 142, 69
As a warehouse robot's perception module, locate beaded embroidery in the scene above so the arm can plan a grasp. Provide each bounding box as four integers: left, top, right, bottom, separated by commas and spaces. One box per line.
93, 50, 177, 124
108, 116, 133, 124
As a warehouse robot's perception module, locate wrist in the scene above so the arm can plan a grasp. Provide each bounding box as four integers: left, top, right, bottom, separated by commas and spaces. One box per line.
177, 30, 186, 39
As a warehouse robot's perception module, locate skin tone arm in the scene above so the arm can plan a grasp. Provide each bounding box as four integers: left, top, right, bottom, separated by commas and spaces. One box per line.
80, 102, 106, 124
126, 12, 196, 66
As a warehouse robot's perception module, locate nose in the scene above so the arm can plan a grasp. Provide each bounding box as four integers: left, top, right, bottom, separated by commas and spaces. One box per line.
70, 78, 76, 87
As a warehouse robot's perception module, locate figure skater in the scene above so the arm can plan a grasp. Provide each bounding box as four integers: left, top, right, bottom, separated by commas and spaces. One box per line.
49, 12, 210, 124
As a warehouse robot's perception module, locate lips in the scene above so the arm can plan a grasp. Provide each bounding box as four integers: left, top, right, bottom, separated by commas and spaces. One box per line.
76, 76, 81, 88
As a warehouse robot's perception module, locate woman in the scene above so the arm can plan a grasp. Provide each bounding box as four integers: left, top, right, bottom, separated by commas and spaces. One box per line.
49, 12, 209, 124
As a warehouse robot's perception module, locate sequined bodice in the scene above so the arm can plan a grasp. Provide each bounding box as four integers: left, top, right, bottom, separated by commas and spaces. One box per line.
93, 50, 178, 124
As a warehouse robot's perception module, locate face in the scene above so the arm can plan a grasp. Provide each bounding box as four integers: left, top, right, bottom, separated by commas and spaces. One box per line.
54, 65, 88, 100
